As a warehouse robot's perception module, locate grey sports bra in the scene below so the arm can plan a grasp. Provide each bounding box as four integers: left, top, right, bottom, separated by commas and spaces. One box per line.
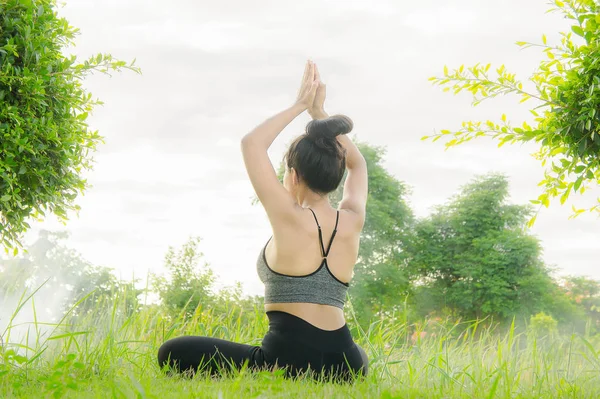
256, 209, 349, 309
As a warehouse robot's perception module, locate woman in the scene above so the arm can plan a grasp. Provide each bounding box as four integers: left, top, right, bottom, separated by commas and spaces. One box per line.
157, 60, 369, 381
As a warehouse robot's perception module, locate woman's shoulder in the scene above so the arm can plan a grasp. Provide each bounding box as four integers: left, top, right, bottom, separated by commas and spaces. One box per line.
268, 205, 363, 239
337, 208, 365, 234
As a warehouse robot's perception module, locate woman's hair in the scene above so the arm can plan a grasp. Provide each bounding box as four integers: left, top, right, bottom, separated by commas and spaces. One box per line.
285, 115, 353, 194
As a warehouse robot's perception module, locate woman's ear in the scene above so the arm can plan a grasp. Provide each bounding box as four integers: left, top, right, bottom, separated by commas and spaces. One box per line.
291, 168, 300, 186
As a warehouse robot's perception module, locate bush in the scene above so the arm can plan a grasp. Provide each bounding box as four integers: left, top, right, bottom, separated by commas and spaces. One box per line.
0, 0, 139, 251
528, 312, 558, 338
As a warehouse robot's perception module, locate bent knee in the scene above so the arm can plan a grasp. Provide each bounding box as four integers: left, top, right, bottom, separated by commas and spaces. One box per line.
157, 339, 174, 369
356, 344, 369, 376
158, 337, 186, 370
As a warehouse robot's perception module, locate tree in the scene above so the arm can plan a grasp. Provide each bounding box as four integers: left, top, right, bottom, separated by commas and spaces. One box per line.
406, 174, 573, 322
0, 0, 140, 251
560, 275, 600, 329
425, 0, 600, 221
333, 143, 414, 322
152, 237, 264, 324
152, 237, 216, 317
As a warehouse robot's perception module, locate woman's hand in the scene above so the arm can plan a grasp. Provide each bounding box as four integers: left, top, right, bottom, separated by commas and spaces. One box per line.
308, 64, 327, 120
295, 60, 319, 111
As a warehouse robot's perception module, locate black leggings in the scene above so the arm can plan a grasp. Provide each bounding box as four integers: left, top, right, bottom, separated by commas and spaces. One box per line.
157, 311, 368, 381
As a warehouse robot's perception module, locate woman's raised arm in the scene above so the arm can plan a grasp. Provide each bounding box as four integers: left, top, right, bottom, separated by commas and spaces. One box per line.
308, 64, 368, 227
241, 61, 319, 219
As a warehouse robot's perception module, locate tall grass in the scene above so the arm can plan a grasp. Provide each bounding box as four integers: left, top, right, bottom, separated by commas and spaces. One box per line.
1, 289, 600, 399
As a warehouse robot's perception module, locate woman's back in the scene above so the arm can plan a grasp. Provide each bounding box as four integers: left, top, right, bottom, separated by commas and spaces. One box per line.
261, 207, 361, 330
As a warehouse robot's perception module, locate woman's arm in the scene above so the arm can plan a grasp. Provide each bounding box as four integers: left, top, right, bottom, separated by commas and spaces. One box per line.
242, 104, 306, 151
241, 61, 319, 219
311, 109, 368, 222
338, 133, 368, 225
241, 104, 306, 215
309, 65, 368, 226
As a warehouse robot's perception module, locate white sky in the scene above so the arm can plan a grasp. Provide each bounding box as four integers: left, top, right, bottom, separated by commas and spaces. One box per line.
19, 0, 599, 295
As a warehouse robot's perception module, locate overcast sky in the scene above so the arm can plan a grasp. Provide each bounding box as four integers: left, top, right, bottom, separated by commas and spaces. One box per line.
20, 0, 599, 295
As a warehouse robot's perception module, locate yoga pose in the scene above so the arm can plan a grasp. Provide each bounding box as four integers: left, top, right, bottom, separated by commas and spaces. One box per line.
158, 60, 369, 381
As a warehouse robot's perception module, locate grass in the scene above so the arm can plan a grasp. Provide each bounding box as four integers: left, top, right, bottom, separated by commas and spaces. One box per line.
1, 290, 600, 399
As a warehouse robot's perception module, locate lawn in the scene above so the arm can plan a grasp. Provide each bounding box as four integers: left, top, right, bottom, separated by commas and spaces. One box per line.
1, 294, 599, 399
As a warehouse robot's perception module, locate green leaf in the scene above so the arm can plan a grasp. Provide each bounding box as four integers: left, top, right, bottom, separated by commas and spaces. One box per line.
487, 373, 501, 399
560, 183, 572, 204
572, 25, 585, 37
13, 355, 28, 365
574, 176, 584, 192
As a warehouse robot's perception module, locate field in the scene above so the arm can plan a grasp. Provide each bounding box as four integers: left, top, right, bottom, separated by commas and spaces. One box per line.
1, 292, 600, 399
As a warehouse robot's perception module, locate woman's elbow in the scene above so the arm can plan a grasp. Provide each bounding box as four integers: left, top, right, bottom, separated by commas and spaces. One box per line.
240, 134, 255, 153
348, 153, 367, 170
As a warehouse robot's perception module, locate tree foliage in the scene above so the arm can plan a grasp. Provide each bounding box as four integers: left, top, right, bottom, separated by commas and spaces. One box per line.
406, 174, 575, 322
152, 237, 216, 317
152, 237, 264, 321
425, 0, 600, 220
0, 0, 140, 251
560, 275, 600, 328
331, 143, 414, 322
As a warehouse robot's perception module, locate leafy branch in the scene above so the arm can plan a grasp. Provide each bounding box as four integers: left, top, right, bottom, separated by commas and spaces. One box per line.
424, 0, 600, 223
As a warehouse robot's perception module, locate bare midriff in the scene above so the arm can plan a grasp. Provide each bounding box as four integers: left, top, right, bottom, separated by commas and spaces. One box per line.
265, 302, 346, 331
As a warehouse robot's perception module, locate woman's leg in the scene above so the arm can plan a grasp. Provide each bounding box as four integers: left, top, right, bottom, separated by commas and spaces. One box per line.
157, 336, 266, 376
356, 344, 369, 376
320, 343, 369, 382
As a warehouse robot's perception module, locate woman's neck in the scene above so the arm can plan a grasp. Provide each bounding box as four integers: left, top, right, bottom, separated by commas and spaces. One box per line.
296, 189, 329, 210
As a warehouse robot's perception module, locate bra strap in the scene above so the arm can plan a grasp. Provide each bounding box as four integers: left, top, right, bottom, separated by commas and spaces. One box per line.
308, 208, 326, 257
324, 211, 340, 257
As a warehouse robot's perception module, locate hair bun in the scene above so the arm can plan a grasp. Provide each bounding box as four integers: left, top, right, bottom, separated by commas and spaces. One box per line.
306, 115, 353, 140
